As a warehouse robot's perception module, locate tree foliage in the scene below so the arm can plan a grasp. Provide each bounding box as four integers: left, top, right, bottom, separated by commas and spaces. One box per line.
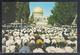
16, 2, 30, 23
29, 14, 34, 24
48, 2, 77, 26
2, 2, 16, 24
2, 2, 30, 24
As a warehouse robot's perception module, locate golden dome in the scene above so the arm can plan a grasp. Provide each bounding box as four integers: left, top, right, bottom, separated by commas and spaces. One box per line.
33, 7, 43, 13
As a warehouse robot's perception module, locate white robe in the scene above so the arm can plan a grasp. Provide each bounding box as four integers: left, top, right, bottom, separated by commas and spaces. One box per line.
9, 45, 15, 53
46, 46, 55, 53
64, 46, 73, 53
33, 48, 44, 53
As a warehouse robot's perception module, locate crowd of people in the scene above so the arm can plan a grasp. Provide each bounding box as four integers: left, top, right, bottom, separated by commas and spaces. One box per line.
2, 25, 77, 53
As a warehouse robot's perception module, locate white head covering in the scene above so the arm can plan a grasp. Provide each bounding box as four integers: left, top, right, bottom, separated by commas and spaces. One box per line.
29, 40, 35, 44
66, 40, 73, 44
44, 38, 50, 44
46, 46, 55, 53
29, 35, 35, 40
64, 46, 73, 53
33, 48, 44, 53
9, 36, 13, 40
15, 39, 21, 45
51, 39, 56, 44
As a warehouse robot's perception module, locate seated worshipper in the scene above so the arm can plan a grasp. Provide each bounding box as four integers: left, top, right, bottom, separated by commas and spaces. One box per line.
29, 35, 35, 40
43, 38, 51, 47
40, 34, 46, 40
73, 43, 77, 53
70, 36, 76, 42
21, 36, 28, 46
64, 46, 74, 53
33, 48, 44, 53
6, 39, 14, 46
13, 31, 17, 37
4, 34, 9, 41
35, 35, 44, 48
9, 44, 15, 53
68, 43, 76, 49
42, 29, 46, 34
34, 30, 38, 34
29, 39, 36, 50
62, 28, 70, 40
2, 45, 6, 53
15, 43, 19, 53
67, 40, 76, 48
45, 46, 55, 53
51, 39, 57, 47
66, 40, 74, 46
14, 36, 21, 48
19, 43, 32, 53
54, 47, 66, 53
55, 35, 66, 48
5, 46, 10, 53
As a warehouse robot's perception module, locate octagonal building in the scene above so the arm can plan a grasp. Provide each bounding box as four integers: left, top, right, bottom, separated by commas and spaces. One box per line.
32, 7, 48, 26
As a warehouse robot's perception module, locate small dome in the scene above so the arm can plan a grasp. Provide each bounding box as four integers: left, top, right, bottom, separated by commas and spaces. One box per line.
33, 7, 43, 13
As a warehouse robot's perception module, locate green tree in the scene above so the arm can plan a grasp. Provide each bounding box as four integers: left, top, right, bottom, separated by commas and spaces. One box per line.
48, 2, 77, 26
29, 14, 34, 23
16, 2, 30, 23
2, 2, 16, 24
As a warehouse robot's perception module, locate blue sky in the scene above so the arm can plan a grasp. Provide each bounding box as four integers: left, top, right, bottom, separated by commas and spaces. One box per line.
29, 2, 55, 17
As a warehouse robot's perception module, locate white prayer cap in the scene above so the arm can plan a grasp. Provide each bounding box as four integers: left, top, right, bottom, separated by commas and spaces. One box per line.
21, 30, 23, 32
73, 40, 77, 44
21, 36, 25, 40
41, 35, 45, 39
25, 37, 30, 42
51, 39, 56, 44
13, 32, 17, 37
44, 38, 50, 44
15, 39, 21, 45
15, 32, 19, 36
29, 35, 35, 40
23, 39, 28, 44
14, 29, 17, 31
6, 30, 9, 32
15, 36, 20, 40
24, 30, 27, 33
29, 40, 35, 44
24, 34, 29, 37
20, 32, 24, 36
9, 36, 13, 40
4, 34, 8, 37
